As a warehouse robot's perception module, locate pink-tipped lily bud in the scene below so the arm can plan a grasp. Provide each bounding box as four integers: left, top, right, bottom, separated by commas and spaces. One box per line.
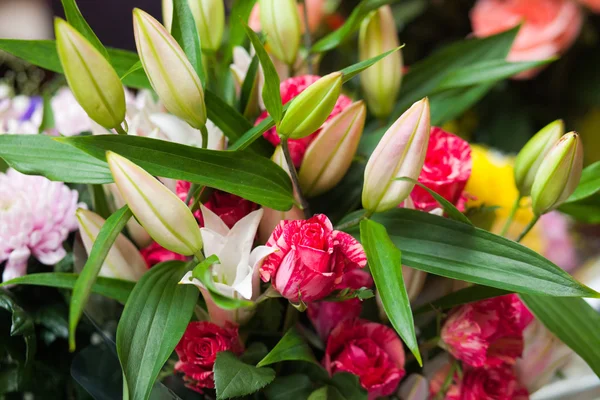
258, 146, 304, 243
55, 18, 126, 130
76, 209, 147, 281
133, 8, 207, 130
514, 120, 564, 196
299, 101, 366, 197
278, 72, 343, 140
259, 0, 302, 65
362, 98, 431, 212
359, 5, 403, 118
106, 152, 203, 256
531, 132, 583, 215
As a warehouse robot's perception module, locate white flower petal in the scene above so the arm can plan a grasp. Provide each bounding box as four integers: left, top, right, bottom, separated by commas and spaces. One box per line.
200, 204, 229, 236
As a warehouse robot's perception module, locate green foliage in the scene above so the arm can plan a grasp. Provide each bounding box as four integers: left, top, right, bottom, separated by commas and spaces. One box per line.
171, 0, 205, 86
414, 285, 511, 315
257, 328, 317, 367
213, 351, 276, 399
60, 0, 108, 59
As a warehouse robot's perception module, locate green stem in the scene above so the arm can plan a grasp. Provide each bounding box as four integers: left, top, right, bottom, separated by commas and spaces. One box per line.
299, 0, 313, 74
281, 138, 311, 218
194, 251, 205, 263
114, 123, 128, 135
200, 125, 209, 149
500, 195, 522, 237
516, 215, 540, 243
282, 302, 298, 332
435, 361, 458, 400
334, 210, 369, 231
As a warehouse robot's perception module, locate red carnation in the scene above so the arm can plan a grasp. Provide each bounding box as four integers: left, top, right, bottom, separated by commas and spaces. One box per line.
175, 322, 244, 393
410, 127, 472, 212
256, 75, 352, 167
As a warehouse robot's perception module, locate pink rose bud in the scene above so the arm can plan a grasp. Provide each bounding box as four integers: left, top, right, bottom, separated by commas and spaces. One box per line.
531, 132, 583, 215
325, 319, 406, 399
133, 8, 207, 130
260, 214, 367, 302
514, 120, 564, 196
259, 0, 302, 65
106, 152, 203, 256
55, 18, 126, 130
258, 146, 305, 243
277, 72, 343, 140
76, 209, 147, 281
363, 98, 431, 212
441, 294, 534, 368
299, 101, 366, 197
359, 5, 403, 118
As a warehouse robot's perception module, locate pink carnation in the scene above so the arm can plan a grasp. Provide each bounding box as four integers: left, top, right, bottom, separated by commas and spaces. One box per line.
260, 214, 367, 302
0, 169, 82, 282
256, 75, 352, 167
307, 269, 373, 341
140, 242, 187, 268
410, 127, 472, 212
325, 318, 406, 399
441, 294, 534, 368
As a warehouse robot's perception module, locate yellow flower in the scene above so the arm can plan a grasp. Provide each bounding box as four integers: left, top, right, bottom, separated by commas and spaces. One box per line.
465, 145, 543, 252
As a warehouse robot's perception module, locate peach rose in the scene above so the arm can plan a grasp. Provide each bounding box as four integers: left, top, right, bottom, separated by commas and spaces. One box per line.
470, 0, 583, 79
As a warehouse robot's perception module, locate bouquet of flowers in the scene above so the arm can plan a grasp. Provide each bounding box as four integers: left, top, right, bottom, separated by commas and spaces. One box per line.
0, 0, 599, 399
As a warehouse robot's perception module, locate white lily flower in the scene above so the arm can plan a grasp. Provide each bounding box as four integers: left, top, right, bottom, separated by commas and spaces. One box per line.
180, 205, 275, 326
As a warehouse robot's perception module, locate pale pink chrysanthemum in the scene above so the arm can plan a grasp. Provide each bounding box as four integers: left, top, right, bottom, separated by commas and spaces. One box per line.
0, 169, 83, 282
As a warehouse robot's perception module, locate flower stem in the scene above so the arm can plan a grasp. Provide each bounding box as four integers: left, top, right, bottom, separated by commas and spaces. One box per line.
435, 361, 458, 400
114, 123, 128, 135
281, 138, 311, 218
282, 302, 298, 332
200, 125, 209, 149
516, 214, 540, 243
500, 194, 522, 237
299, 0, 313, 74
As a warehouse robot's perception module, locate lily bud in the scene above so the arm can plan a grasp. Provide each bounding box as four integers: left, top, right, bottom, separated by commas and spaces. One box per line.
106, 152, 203, 255
258, 146, 304, 243
531, 132, 583, 215
514, 120, 564, 196
278, 72, 343, 140
104, 183, 152, 248
76, 209, 147, 281
359, 6, 403, 118
259, 0, 302, 65
54, 18, 125, 129
133, 8, 207, 130
299, 101, 366, 197
188, 0, 225, 52
162, 0, 173, 31
362, 98, 431, 212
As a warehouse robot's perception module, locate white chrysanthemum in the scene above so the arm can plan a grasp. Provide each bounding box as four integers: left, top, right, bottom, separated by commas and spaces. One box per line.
0, 169, 83, 282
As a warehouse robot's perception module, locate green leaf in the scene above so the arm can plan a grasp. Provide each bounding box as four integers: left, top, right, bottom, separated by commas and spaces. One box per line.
349, 209, 598, 298
429, 82, 495, 126
0, 134, 112, 184
243, 24, 283, 123
395, 177, 472, 225
330, 373, 367, 400
340, 46, 403, 82
223, 0, 257, 65
264, 374, 314, 400
58, 135, 294, 210
214, 351, 276, 399
257, 328, 316, 367
239, 55, 261, 118
38, 91, 55, 133
558, 195, 600, 224
564, 161, 600, 203
435, 59, 555, 91
393, 26, 519, 118
312, 0, 398, 53
414, 285, 511, 315
61, 0, 108, 59
0, 273, 134, 304
120, 60, 142, 81
69, 205, 132, 351
117, 261, 198, 400
171, 0, 205, 86
89, 184, 111, 219
0, 290, 36, 372
520, 295, 600, 378
189, 256, 254, 309
360, 219, 421, 365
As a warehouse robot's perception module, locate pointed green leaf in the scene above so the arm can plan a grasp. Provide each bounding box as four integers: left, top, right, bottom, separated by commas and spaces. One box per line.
0, 273, 134, 304
223, 0, 257, 65
117, 261, 198, 400
69, 205, 132, 351
340, 46, 403, 82
564, 161, 600, 203
414, 285, 510, 315
171, 0, 205, 86
257, 328, 317, 367
214, 351, 276, 399
360, 219, 421, 365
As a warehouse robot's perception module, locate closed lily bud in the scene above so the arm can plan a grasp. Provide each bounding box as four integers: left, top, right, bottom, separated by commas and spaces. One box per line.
359, 6, 403, 118
531, 132, 583, 215
76, 209, 147, 281
278, 72, 343, 140
259, 0, 302, 65
162, 0, 173, 31
104, 183, 152, 248
55, 18, 126, 129
188, 0, 225, 52
133, 8, 207, 130
362, 98, 431, 212
106, 152, 203, 255
514, 120, 564, 196
299, 101, 366, 197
